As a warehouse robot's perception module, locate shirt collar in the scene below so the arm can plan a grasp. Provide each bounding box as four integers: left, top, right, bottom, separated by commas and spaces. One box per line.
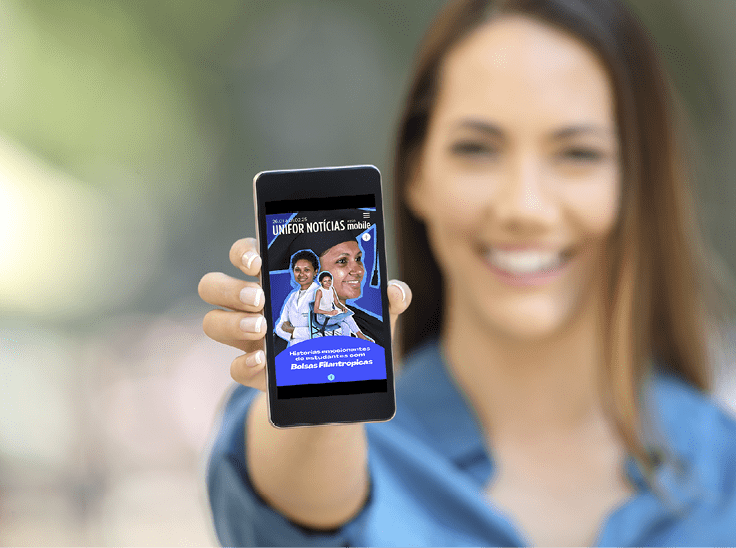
397, 340, 490, 470
628, 368, 716, 511
399, 340, 717, 510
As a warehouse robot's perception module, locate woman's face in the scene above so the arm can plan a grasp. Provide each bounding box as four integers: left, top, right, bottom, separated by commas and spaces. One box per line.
319, 241, 364, 301
292, 259, 316, 289
408, 16, 620, 340
321, 276, 333, 289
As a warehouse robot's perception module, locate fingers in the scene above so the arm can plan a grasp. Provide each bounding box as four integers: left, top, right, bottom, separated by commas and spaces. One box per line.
230, 237, 263, 277
230, 350, 267, 391
387, 279, 411, 315
202, 309, 268, 351
387, 280, 412, 337
202, 237, 268, 392
199, 272, 264, 312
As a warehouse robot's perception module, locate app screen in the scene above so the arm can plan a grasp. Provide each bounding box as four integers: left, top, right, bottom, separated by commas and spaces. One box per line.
265, 195, 388, 399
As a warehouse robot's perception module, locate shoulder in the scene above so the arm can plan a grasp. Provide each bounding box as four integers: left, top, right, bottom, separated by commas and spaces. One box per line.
649, 368, 736, 447
647, 368, 736, 506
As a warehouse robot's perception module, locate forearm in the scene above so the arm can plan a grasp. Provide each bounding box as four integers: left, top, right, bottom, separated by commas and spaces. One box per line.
245, 392, 369, 530
275, 314, 292, 339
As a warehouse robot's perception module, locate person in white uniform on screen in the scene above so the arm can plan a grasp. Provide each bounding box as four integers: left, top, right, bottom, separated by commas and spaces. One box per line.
274, 249, 320, 346
265, 210, 385, 346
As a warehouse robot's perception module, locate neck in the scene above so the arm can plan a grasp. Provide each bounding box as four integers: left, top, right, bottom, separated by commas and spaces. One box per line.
443, 286, 609, 444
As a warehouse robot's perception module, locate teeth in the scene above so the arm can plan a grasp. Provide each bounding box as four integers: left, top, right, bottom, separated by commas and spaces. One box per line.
487, 248, 564, 274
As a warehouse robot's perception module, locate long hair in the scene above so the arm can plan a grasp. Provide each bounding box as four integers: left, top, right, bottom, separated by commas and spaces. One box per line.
394, 0, 733, 475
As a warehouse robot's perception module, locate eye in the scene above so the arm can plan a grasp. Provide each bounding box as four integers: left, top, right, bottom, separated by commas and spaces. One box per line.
559, 147, 603, 163
449, 140, 499, 157
356, 254, 363, 264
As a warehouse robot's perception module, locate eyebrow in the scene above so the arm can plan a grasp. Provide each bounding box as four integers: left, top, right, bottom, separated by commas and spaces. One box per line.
551, 125, 613, 140
453, 119, 613, 140
453, 119, 503, 138
334, 251, 362, 258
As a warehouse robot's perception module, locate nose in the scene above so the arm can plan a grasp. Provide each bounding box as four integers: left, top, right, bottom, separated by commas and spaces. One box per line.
350, 260, 364, 275
492, 155, 559, 232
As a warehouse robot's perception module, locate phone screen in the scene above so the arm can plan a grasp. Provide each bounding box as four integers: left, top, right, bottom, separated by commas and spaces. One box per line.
265, 195, 388, 399
255, 166, 395, 426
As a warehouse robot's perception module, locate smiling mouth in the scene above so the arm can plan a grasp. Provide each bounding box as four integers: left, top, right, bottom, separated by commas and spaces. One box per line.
481, 245, 574, 275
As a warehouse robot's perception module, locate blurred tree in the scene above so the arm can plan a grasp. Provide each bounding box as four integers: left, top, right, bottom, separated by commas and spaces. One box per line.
0, 0, 733, 328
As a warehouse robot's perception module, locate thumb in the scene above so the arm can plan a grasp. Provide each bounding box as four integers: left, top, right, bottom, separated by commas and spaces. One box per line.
387, 280, 412, 338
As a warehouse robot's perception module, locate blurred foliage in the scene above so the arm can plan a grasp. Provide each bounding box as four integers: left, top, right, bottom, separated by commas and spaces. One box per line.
1, 2, 734, 545
0, 0, 734, 328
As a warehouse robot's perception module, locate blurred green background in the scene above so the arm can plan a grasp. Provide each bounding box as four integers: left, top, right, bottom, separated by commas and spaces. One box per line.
1, 1, 734, 544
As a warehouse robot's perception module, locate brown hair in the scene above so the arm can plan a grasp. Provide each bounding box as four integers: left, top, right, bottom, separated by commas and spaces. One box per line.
394, 0, 733, 475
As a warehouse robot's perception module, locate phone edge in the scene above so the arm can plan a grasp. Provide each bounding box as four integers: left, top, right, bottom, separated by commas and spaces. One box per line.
253, 165, 397, 428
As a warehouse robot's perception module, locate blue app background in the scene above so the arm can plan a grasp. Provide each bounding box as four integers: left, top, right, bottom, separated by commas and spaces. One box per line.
275, 337, 387, 386
268, 211, 382, 326
266, 207, 386, 387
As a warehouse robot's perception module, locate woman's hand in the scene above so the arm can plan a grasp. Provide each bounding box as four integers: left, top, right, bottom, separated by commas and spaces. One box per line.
199, 237, 412, 529
281, 321, 295, 334
198, 237, 412, 392
387, 279, 412, 335
198, 238, 268, 391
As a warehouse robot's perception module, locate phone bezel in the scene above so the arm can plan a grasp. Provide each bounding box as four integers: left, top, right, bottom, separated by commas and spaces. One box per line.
253, 165, 396, 427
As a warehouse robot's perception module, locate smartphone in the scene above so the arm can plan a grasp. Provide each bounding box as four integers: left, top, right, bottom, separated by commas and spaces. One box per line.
253, 165, 396, 427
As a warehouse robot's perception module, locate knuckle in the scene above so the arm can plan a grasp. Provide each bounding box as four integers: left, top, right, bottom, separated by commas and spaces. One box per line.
230, 356, 246, 384
230, 355, 258, 386
198, 274, 210, 299
198, 272, 220, 299
229, 240, 244, 265
202, 311, 216, 337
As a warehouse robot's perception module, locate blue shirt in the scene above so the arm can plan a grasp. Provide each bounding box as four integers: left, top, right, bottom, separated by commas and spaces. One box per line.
207, 342, 736, 546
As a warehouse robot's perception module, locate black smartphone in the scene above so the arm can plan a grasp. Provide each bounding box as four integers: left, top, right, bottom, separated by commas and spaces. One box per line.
253, 165, 396, 427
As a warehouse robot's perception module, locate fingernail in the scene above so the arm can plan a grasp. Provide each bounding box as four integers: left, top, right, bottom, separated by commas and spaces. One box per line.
242, 251, 258, 270
246, 351, 265, 367
240, 287, 263, 307
240, 316, 265, 333
388, 282, 406, 303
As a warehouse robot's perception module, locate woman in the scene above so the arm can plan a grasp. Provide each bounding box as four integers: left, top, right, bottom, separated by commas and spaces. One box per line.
315, 240, 381, 344
314, 271, 345, 317
273, 250, 320, 346
199, 0, 736, 545
268, 210, 386, 347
